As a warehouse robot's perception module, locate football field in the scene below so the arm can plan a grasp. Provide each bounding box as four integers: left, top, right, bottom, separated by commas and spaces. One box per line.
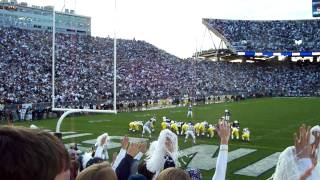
13, 97, 320, 179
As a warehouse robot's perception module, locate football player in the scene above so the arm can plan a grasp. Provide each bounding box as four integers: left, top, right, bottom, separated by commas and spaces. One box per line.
199, 121, 208, 136
231, 120, 240, 140
242, 127, 250, 142
170, 121, 179, 135
225, 109, 231, 121
207, 124, 216, 138
187, 104, 193, 118
181, 122, 189, 135
194, 122, 201, 136
142, 120, 153, 138
150, 116, 156, 132
129, 121, 143, 132
184, 122, 196, 144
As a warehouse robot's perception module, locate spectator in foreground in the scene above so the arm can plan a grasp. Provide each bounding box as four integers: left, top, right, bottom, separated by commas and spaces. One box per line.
76, 162, 117, 180
273, 124, 320, 180
94, 133, 110, 160
0, 126, 70, 180
138, 129, 179, 180
157, 167, 190, 180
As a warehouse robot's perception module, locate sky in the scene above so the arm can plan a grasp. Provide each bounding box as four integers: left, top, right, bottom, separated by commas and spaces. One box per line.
24, 0, 313, 58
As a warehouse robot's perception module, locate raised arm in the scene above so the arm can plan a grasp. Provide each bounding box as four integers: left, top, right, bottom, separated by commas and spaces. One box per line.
112, 135, 129, 170
294, 124, 319, 180
212, 120, 230, 180
115, 142, 140, 180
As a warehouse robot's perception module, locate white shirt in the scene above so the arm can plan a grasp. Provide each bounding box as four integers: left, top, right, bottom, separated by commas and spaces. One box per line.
212, 145, 228, 180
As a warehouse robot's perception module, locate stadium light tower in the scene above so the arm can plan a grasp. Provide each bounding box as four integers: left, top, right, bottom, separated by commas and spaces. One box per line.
51, 0, 118, 133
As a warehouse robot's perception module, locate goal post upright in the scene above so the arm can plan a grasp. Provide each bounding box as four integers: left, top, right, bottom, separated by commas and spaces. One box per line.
113, 0, 117, 112
51, 6, 56, 109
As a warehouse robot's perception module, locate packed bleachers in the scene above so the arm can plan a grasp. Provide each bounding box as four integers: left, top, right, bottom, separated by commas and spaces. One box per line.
0, 27, 320, 106
203, 19, 320, 52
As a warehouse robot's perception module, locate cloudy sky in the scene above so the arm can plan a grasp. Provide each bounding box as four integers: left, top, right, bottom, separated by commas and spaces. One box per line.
26, 0, 313, 58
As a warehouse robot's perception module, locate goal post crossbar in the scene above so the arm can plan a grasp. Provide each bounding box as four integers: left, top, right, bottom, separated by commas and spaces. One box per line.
54, 108, 117, 133
52, 108, 117, 113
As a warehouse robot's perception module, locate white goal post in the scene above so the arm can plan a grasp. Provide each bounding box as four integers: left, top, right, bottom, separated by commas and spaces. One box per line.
50, 3, 118, 133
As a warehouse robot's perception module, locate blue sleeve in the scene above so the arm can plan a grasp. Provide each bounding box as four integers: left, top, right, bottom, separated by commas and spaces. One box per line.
115, 153, 134, 180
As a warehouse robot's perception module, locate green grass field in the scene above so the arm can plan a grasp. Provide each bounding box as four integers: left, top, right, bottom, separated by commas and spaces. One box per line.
10, 97, 320, 180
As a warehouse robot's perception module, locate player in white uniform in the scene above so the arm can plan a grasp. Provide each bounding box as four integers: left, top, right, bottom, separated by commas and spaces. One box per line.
19, 108, 26, 121
184, 123, 196, 144
225, 109, 231, 121
187, 105, 193, 118
142, 120, 153, 138
150, 116, 156, 132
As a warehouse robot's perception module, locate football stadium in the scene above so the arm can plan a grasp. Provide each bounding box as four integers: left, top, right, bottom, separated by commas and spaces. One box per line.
0, 0, 320, 180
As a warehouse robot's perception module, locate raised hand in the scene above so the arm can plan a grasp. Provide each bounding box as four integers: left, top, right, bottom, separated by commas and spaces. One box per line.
127, 142, 140, 157
216, 120, 230, 145
294, 124, 312, 159
139, 142, 148, 154
297, 125, 320, 180
121, 135, 129, 150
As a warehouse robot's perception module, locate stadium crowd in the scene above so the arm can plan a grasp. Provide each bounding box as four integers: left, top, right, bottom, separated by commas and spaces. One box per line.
1, 27, 320, 109
204, 19, 320, 52
1, 122, 319, 180
0, 120, 231, 180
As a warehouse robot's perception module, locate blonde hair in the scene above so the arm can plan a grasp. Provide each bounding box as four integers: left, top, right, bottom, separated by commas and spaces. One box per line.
157, 167, 190, 180
76, 162, 117, 180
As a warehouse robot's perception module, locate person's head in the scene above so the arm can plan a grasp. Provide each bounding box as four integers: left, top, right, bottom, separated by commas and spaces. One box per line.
95, 133, 109, 147
158, 129, 178, 155
165, 137, 174, 153
157, 167, 190, 180
70, 142, 78, 150
76, 162, 117, 180
86, 157, 104, 168
144, 129, 179, 174
0, 126, 70, 180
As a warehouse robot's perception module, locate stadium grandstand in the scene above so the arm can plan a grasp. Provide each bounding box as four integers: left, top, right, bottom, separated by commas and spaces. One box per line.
1, 1, 320, 180
1, 27, 320, 107
201, 18, 320, 61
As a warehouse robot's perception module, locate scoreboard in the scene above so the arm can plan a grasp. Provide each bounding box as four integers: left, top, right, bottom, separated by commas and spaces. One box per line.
313, 0, 320, 17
